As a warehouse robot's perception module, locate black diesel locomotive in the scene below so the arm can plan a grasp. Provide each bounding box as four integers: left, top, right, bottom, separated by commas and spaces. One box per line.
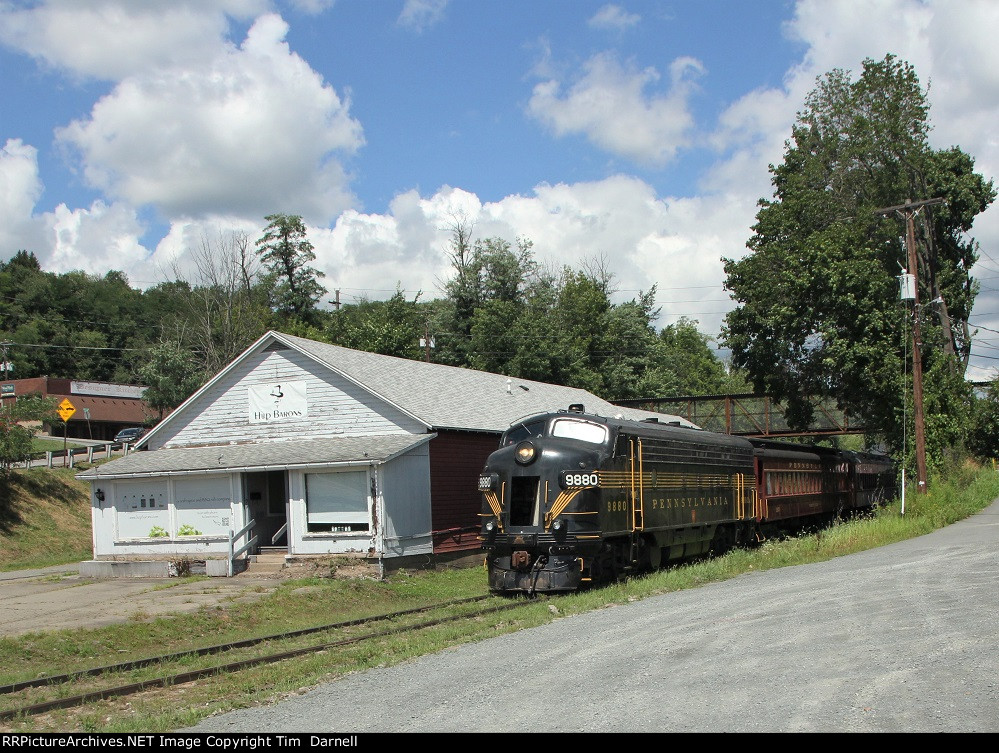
477, 405, 897, 595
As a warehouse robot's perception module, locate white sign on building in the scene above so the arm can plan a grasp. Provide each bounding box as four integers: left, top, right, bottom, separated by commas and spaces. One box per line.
71, 381, 147, 399
248, 380, 308, 423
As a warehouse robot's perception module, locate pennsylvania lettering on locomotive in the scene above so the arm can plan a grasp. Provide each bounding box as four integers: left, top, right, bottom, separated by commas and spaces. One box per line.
647, 495, 728, 510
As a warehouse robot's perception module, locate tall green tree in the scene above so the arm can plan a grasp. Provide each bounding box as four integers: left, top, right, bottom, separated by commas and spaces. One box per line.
721, 55, 995, 463
255, 214, 326, 324
968, 379, 999, 460
136, 340, 204, 419
0, 256, 149, 381
326, 287, 427, 359
432, 221, 736, 399
434, 228, 537, 368
636, 317, 741, 398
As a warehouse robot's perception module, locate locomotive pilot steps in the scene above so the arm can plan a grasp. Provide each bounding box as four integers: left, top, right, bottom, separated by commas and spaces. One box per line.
478, 405, 897, 595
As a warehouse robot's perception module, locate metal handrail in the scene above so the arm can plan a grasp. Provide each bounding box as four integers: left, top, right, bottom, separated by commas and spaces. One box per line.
271, 522, 288, 545
227, 518, 258, 577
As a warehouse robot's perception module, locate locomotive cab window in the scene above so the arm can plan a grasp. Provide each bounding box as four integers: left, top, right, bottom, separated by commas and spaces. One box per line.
503, 419, 547, 446
550, 418, 608, 445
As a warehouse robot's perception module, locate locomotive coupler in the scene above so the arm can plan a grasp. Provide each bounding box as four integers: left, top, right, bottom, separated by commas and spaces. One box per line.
511, 550, 531, 571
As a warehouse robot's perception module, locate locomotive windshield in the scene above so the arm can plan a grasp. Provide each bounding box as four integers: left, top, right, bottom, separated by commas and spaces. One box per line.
501, 415, 609, 446
550, 417, 609, 445
501, 418, 547, 446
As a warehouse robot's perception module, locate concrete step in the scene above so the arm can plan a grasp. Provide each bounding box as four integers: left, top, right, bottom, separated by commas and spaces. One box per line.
244, 549, 288, 576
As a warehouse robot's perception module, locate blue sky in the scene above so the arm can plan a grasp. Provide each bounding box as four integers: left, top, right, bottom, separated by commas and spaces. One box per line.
2, 0, 999, 381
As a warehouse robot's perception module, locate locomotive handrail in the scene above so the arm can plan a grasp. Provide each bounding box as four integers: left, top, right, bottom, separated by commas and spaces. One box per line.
635, 438, 645, 531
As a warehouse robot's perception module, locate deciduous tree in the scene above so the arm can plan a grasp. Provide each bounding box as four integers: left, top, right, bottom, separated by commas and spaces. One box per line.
136, 339, 204, 419
722, 55, 995, 463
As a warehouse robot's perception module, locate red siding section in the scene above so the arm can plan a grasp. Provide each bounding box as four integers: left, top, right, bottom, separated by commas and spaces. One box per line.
429, 431, 500, 554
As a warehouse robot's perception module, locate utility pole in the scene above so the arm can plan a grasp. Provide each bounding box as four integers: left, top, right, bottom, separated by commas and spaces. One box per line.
328, 289, 341, 310
875, 197, 945, 494
0, 341, 11, 406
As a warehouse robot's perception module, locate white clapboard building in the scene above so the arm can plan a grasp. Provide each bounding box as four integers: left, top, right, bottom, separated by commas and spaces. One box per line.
77, 330, 694, 576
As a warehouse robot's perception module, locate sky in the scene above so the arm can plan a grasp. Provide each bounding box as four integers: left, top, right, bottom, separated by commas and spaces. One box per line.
2, 0, 999, 383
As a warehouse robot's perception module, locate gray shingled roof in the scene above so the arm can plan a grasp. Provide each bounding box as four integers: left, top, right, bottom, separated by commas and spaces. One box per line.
76, 434, 433, 480
276, 332, 696, 432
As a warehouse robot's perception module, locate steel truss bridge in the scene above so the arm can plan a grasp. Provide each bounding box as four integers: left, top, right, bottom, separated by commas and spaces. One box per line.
612, 394, 864, 438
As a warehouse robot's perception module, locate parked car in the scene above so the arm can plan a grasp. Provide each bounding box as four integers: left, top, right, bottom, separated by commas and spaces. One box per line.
113, 427, 146, 444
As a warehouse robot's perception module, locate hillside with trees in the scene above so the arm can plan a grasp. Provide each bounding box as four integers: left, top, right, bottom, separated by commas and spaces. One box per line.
0, 219, 743, 416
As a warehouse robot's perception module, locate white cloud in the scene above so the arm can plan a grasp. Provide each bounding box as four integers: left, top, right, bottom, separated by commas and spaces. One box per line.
527, 52, 705, 166
0, 0, 267, 81
53, 13, 363, 224
588, 4, 641, 32
0, 142, 151, 278
0, 140, 47, 256
288, 0, 335, 14
479, 178, 747, 335
397, 0, 448, 33
46, 201, 149, 278
298, 179, 743, 340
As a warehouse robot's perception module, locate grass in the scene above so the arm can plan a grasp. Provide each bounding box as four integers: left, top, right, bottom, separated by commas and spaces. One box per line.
31, 438, 89, 453
0, 467, 93, 571
0, 459, 996, 732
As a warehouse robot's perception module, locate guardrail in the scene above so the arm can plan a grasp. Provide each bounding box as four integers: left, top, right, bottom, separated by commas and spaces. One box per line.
24, 441, 136, 469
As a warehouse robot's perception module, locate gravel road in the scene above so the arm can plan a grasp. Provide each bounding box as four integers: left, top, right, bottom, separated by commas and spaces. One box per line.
188, 498, 999, 733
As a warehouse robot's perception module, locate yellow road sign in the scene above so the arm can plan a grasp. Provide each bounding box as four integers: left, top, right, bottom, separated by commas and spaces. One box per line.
57, 398, 76, 422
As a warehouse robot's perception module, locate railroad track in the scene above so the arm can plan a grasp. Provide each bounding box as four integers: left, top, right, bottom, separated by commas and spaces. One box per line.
0, 594, 534, 722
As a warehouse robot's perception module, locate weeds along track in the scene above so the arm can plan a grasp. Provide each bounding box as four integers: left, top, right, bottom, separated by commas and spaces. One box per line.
0, 594, 532, 722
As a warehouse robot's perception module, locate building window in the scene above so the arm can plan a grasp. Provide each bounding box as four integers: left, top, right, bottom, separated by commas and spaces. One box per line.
305, 470, 369, 532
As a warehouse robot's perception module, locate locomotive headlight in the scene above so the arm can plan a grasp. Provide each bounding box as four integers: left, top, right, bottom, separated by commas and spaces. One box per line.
485, 520, 496, 532
514, 441, 537, 465
550, 517, 567, 544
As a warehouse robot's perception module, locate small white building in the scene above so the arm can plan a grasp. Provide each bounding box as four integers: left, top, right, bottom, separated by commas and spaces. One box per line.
77, 331, 694, 576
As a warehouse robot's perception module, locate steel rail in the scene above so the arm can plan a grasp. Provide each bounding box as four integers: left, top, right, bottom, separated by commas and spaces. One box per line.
0, 595, 493, 695
0, 599, 530, 722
